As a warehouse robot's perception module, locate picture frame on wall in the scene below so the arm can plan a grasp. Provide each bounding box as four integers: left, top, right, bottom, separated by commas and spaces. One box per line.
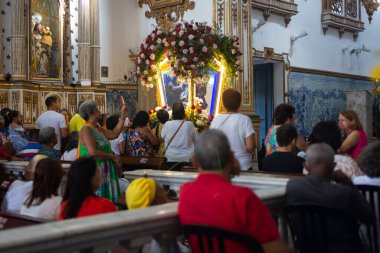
29, 0, 62, 81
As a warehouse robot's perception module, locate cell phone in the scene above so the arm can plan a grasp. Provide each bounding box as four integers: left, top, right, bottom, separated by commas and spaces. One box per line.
120, 96, 126, 106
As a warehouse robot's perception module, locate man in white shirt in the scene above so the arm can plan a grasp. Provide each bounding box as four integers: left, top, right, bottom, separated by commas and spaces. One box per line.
36, 96, 68, 151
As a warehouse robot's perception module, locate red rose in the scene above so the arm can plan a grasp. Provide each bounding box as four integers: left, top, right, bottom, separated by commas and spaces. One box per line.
197, 108, 202, 113
191, 105, 196, 110
148, 110, 152, 115
163, 105, 167, 109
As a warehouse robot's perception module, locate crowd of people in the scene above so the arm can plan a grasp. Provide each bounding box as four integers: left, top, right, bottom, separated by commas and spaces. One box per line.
0, 90, 378, 253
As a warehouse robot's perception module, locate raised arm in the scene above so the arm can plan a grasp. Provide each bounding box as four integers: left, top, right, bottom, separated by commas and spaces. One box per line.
102, 104, 129, 140
338, 130, 360, 153
139, 126, 159, 146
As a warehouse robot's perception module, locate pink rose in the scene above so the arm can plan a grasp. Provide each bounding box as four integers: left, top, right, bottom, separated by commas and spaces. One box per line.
145, 60, 150, 64
179, 41, 185, 47
179, 30, 184, 37
193, 57, 198, 62
181, 57, 188, 63
199, 39, 204, 45
183, 49, 189, 54
189, 47, 194, 53
202, 46, 208, 52
188, 34, 195, 40
171, 41, 176, 46
157, 38, 162, 44
150, 54, 155, 60
213, 44, 217, 49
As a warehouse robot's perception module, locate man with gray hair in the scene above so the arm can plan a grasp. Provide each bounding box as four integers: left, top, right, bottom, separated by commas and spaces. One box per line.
286, 143, 374, 252
179, 129, 291, 253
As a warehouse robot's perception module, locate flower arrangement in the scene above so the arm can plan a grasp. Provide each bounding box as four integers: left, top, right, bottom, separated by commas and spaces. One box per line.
136, 21, 241, 89
147, 98, 214, 132
185, 97, 214, 132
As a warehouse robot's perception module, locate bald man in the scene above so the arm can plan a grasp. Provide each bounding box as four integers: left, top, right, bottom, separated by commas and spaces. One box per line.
286, 143, 374, 253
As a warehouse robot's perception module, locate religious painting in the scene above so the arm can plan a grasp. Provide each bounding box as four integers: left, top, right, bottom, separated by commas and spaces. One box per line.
29, 0, 62, 81
161, 69, 220, 115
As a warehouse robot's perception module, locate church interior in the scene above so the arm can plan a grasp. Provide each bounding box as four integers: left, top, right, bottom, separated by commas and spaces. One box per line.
0, 0, 379, 252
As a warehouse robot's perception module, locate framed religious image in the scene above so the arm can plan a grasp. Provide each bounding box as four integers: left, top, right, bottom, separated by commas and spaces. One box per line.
161, 69, 221, 115
29, 0, 62, 81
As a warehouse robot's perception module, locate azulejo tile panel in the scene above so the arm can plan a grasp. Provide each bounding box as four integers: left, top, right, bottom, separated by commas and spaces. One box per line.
106, 90, 138, 120
288, 72, 375, 137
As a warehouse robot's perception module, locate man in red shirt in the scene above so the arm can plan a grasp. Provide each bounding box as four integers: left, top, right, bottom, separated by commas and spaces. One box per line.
178, 129, 291, 253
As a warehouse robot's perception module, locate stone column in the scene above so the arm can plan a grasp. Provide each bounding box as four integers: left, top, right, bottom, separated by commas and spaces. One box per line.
78, 0, 91, 86
347, 90, 373, 138
10, 0, 26, 80
90, 0, 101, 86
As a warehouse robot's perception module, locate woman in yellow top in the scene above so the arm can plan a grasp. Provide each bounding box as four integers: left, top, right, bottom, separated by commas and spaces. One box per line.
77, 100, 128, 202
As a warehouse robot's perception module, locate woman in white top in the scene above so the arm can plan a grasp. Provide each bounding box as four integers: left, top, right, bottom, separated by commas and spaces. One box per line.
20, 157, 64, 220
210, 89, 255, 171
61, 131, 78, 161
353, 142, 380, 186
161, 102, 196, 169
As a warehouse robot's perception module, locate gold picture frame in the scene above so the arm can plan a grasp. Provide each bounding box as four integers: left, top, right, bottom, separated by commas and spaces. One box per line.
138, 0, 195, 24
29, 0, 62, 81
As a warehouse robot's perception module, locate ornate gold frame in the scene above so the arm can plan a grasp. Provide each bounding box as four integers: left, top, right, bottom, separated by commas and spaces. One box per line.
138, 0, 195, 25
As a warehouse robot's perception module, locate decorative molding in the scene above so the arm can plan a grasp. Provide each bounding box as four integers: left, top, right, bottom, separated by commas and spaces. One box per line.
253, 47, 286, 61
252, 0, 298, 27
321, 12, 364, 41
94, 94, 106, 113
290, 67, 373, 81
138, 0, 195, 26
104, 84, 138, 90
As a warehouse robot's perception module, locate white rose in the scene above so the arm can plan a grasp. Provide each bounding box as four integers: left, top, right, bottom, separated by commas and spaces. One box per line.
164, 42, 169, 47
149, 83, 154, 88
157, 38, 162, 44
179, 41, 185, 47
193, 57, 198, 62
148, 77, 152, 81
171, 41, 176, 46
140, 53, 145, 58
137, 58, 141, 64
157, 30, 162, 35
150, 45, 154, 50
150, 54, 155, 60
202, 46, 208, 52
144, 70, 148, 75
213, 44, 217, 49
196, 120, 204, 126
181, 57, 188, 63
145, 60, 150, 64
189, 47, 194, 53
143, 44, 148, 49
199, 39, 204, 45
231, 49, 236, 54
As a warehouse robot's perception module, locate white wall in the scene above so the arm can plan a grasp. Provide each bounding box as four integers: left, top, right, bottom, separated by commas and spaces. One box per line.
99, 0, 212, 83
252, 1, 380, 77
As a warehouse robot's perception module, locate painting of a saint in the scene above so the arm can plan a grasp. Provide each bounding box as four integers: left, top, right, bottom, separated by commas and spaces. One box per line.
161, 69, 219, 113
29, 0, 61, 81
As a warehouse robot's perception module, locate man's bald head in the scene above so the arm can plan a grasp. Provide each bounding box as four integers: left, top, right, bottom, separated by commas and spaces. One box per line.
305, 143, 335, 177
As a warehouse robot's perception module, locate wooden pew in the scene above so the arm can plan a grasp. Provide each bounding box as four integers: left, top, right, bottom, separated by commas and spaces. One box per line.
120, 155, 167, 171
0, 211, 46, 229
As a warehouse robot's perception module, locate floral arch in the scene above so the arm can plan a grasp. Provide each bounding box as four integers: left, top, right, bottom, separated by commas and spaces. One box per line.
136, 21, 241, 116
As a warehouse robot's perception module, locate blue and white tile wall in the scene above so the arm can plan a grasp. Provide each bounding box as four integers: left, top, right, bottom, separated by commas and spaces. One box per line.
106, 89, 138, 120
288, 72, 375, 137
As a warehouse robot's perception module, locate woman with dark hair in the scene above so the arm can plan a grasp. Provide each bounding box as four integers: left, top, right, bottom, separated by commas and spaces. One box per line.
106, 115, 126, 155
61, 131, 79, 161
210, 89, 255, 171
20, 158, 63, 220
59, 157, 116, 219
265, 103, 307, 155
162, 102, 196, 168
338, 110, 368, 159
98, 113, 110, 129
126, 111, 158, 157
154, 109, 170, 157
5, 110, 29, 153
309, 121, 363, 179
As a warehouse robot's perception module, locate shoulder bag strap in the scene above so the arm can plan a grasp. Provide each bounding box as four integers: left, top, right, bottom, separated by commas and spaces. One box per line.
218, 114, 232, 129
165, 121, 185, 151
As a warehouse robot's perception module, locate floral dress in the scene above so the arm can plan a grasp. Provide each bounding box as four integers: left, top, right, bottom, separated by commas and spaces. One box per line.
77, 123, 120, 202
265, 125, 279, 156
126, 129, 156, 157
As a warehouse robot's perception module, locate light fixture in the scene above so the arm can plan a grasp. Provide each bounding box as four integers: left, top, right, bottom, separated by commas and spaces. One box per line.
362, 0, 379, 24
